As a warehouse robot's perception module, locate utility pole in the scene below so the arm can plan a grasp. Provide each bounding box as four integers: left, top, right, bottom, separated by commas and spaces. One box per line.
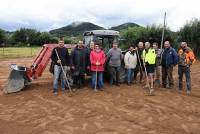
161, 12, 166, 49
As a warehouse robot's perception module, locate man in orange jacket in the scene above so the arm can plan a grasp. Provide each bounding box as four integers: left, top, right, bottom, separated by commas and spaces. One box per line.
178, 41, 196, 95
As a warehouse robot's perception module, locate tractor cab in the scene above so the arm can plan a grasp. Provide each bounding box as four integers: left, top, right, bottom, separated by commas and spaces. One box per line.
83, 30, 120, 53
83, 30, 126, 83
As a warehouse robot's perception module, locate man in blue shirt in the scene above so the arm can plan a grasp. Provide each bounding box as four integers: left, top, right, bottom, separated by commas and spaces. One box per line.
161, 41, 178, 89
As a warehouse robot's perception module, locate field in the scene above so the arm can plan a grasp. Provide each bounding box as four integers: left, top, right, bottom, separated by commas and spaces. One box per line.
0, 47, 41, 58
0, 57, 200, 134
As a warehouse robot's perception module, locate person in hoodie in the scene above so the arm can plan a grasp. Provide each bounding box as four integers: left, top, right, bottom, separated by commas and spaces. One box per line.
90, 43, 106, 91
124, 45, 137, 85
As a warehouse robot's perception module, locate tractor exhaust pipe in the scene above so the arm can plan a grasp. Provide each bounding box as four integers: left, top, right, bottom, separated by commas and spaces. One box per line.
3, 64, 31, 94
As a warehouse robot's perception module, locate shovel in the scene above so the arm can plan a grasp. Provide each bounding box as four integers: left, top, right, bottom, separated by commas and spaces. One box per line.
55, 49, 73, 96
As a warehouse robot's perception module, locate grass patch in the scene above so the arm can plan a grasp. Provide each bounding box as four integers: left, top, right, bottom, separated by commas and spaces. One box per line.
0, 47, 41, 58
0, 47, 73, 58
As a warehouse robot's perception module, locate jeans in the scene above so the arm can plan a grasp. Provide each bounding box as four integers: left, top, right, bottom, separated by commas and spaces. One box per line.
178, 65, 191, 91
109, 66, 120, 85
91, 71, 103, 89
127, 69, 135, 83
53, 65, 68, 92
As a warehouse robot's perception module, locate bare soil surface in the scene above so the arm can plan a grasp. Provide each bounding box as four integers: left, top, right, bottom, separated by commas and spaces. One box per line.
0, 58, 200, 134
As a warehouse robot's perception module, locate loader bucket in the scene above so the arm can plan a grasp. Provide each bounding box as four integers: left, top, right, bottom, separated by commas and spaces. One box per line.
4, 64, 29, 94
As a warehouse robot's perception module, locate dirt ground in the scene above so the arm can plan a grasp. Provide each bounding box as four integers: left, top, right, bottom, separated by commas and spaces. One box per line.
0, 58, 200, 134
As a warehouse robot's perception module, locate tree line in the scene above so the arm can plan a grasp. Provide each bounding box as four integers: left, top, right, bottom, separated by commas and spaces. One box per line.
121, 18, 200, 58
0, 28, 79, 47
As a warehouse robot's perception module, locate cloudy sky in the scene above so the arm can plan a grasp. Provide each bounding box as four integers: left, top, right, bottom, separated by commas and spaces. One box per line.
0, 0, 199, 32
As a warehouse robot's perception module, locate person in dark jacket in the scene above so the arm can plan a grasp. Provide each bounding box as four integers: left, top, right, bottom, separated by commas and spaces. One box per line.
71, 40, 89, 89
51, 38, 71, 95
161, 40, 178, 89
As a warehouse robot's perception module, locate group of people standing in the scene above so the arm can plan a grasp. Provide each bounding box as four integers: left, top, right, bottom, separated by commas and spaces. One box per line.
124, 40, 195, 95
51, 37, 195, 95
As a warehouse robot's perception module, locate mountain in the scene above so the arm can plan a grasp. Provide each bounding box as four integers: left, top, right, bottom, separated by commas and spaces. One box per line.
50, 22, 105, 36
109, 22, 140, 31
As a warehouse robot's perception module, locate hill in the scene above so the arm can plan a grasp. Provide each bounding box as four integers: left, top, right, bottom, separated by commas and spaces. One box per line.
50, 22, 105, 36
110, 22, 140, 31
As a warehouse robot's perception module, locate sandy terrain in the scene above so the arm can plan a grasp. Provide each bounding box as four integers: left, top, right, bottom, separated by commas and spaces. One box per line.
0, 58, 200, 134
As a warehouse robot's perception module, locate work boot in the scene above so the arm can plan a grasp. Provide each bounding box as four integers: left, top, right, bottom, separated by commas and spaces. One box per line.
167, 86, 172, 89
116, 83, 120, 86
72, 88, 76, 92
186, 90, 191, 95
130, 81, 134, 85
149, 87, 154, 95
167, 84, 174, 89
143, 85, 150, 89
98, 87, 104, 91
99, 88, 104, 91
127, 82, 131, 86
94, 89, 98, 92
178, 90, 182, 94
53, 91, 58, 95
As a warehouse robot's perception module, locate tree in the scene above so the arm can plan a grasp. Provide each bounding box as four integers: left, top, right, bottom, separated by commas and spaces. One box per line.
121, 25, 177, 48
179, 18, 200, 57
12, 28, 27, 45
121, 27, 146, 45
40, 32, 59, 44
11, 28, 40, 46
0, 29, 6, 44
26, 29, 40, 45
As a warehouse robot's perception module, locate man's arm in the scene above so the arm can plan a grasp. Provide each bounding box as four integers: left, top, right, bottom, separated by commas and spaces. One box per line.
172, 49, 178, 65
51, 48, 57, 63
188, 50, 196, 65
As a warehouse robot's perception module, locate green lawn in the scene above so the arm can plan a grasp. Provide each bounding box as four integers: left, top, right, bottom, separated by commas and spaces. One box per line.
0, 47, 41, 58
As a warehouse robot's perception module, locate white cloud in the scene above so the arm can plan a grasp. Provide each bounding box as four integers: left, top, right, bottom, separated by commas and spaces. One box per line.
0, 0, 200, 31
